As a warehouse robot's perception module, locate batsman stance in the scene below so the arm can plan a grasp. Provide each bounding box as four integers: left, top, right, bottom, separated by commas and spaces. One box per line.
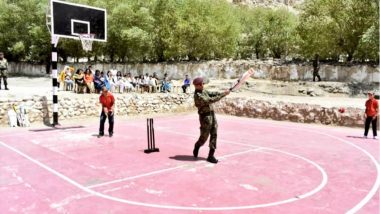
192, 77, 230, 164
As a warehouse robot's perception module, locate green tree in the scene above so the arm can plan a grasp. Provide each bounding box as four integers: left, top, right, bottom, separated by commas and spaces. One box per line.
298, 0, 379, 61
264, 8, 298, 59
238, 6, 268, 59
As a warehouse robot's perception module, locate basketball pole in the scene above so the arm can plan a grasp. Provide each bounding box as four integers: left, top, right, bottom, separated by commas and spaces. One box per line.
51, 35, 59, 126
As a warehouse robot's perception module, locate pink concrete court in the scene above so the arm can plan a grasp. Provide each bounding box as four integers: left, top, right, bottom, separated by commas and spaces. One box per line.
0, 114, 379, 213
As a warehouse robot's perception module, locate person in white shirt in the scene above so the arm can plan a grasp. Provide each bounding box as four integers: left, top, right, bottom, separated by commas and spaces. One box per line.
115, 71, 125, 93
107, 71, 116, 92
110, 65, 118, 78
149, 75, 158, 93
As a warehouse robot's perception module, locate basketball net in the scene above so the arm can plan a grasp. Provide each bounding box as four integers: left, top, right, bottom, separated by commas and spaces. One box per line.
79, 34, 95, 52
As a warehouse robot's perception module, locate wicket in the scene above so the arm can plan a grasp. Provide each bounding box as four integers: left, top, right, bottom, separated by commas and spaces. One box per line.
145, 118, 159, 153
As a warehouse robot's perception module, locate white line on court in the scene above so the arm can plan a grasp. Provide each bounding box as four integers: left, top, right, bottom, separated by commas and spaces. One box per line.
212, 116, 380, 213
87, 148, 262, 189
0, 138, 327, 211
0, 115, 376, 212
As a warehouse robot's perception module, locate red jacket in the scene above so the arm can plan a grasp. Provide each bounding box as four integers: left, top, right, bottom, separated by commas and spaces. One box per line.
99, 92, 115, 111
365, 98, 378, 117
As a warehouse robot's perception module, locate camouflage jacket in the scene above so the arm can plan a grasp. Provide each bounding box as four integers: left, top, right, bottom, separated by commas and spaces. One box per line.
0, 58, 8, 71
194, 89, 225, 115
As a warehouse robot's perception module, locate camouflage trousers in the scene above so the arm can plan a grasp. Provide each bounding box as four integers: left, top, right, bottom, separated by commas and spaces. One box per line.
195, 112, 218, 149
0, 70, 8, 87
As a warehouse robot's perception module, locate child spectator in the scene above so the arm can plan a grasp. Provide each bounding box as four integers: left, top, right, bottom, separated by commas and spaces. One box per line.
182, 74, 191, 93
94, 70, 104, 93
161, 73, 172, 93
84, 69, 94, 93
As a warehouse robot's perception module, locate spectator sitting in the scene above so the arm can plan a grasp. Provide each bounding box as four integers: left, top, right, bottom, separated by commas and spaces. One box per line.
73, 69, 86, 93
123, 74, 134, 92
94, 70, 104, 93
110, 65, 118, 78
115, 71, 125, 93
182, 74, 191, 93
107, 71, 116, 92
152, 72, 159, 80
84, 69, 95, 93
137, 75, 146, 92
161, 73, 172, 93
126, 73, 136, 88
102, 71, 111, 91
143, 74, 150, 92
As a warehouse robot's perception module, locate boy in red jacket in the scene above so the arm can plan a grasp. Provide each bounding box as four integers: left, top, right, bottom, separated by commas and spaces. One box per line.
364, 92, 378, 139
99, 86, 115, 137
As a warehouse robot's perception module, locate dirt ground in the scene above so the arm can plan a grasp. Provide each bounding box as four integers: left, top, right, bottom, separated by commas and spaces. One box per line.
1, 77, 369, 109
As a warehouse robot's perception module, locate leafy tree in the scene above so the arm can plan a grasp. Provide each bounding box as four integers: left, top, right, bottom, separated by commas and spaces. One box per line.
298, 0, 379, 61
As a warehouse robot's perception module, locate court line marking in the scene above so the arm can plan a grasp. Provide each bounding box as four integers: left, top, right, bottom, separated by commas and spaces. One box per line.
1, 115, 377, 212
86, 148, 262, 189
213, 117, 380, 214
0, 139, 327, 211
53, 148, 264, 208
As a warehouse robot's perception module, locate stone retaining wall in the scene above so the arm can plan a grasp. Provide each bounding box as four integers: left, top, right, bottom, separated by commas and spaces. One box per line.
214, 97, 366, 128
0, 94, 195, 126
0, 94, 367, 128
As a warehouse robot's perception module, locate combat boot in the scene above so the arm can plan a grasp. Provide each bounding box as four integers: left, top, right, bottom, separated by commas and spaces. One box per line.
207, 149, 218, 164
193, 144, 201, 158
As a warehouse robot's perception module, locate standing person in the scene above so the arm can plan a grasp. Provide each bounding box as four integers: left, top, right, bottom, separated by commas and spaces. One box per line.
0, 52, 9, 90
364, 92, 378, 139
192, 77, 230, 164
64, 68, 74, 91
182, 75, 191, 93
313, 54, 322, 82
99, 86, 115, 138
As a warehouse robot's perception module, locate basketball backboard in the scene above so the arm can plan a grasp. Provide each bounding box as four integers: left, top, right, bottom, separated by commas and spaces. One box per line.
49, 0, 107, 42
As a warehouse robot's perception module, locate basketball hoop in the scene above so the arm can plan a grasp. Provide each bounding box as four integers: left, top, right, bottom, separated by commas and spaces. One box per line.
79, 34, 95, 52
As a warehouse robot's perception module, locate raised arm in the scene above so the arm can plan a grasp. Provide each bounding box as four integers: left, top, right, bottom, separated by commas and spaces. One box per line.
195, 90, 229, 106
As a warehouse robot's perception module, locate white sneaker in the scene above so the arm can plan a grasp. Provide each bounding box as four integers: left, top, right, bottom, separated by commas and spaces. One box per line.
374, 136, 377, 140
364, 136, 368, 139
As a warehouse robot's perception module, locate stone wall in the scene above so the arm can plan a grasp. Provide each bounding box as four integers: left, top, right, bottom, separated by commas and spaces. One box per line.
0, 94, 194, 126
214, 97, 366, 128
0, 93, 368, 128
8, 60, 379, 83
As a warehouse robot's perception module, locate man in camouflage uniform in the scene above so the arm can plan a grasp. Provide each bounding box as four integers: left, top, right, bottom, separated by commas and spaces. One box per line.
0, 52, 9, 90
192, 77, 230, 164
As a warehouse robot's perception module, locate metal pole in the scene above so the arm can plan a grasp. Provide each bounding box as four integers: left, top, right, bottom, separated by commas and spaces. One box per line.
51, 36, 59, 126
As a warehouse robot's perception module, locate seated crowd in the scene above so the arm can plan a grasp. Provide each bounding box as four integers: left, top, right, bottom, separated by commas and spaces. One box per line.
58, 65, 193, 94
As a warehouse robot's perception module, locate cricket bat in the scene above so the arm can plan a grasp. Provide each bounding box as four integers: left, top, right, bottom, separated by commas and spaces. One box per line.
230, 68, 255, 92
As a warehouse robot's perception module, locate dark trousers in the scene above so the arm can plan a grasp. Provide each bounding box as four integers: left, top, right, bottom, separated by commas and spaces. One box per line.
99, 111, 114, 135
182, 84, 190, 93
0, 75, 7, 88
313, 72, 321, 82
364, 116, 377, 137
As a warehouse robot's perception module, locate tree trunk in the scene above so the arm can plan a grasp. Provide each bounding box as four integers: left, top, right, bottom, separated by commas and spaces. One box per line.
347, 53, 353, 62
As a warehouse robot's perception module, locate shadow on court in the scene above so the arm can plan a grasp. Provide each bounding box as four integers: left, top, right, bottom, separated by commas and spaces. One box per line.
169, 155, 207, 162
346, 136, 366, 139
